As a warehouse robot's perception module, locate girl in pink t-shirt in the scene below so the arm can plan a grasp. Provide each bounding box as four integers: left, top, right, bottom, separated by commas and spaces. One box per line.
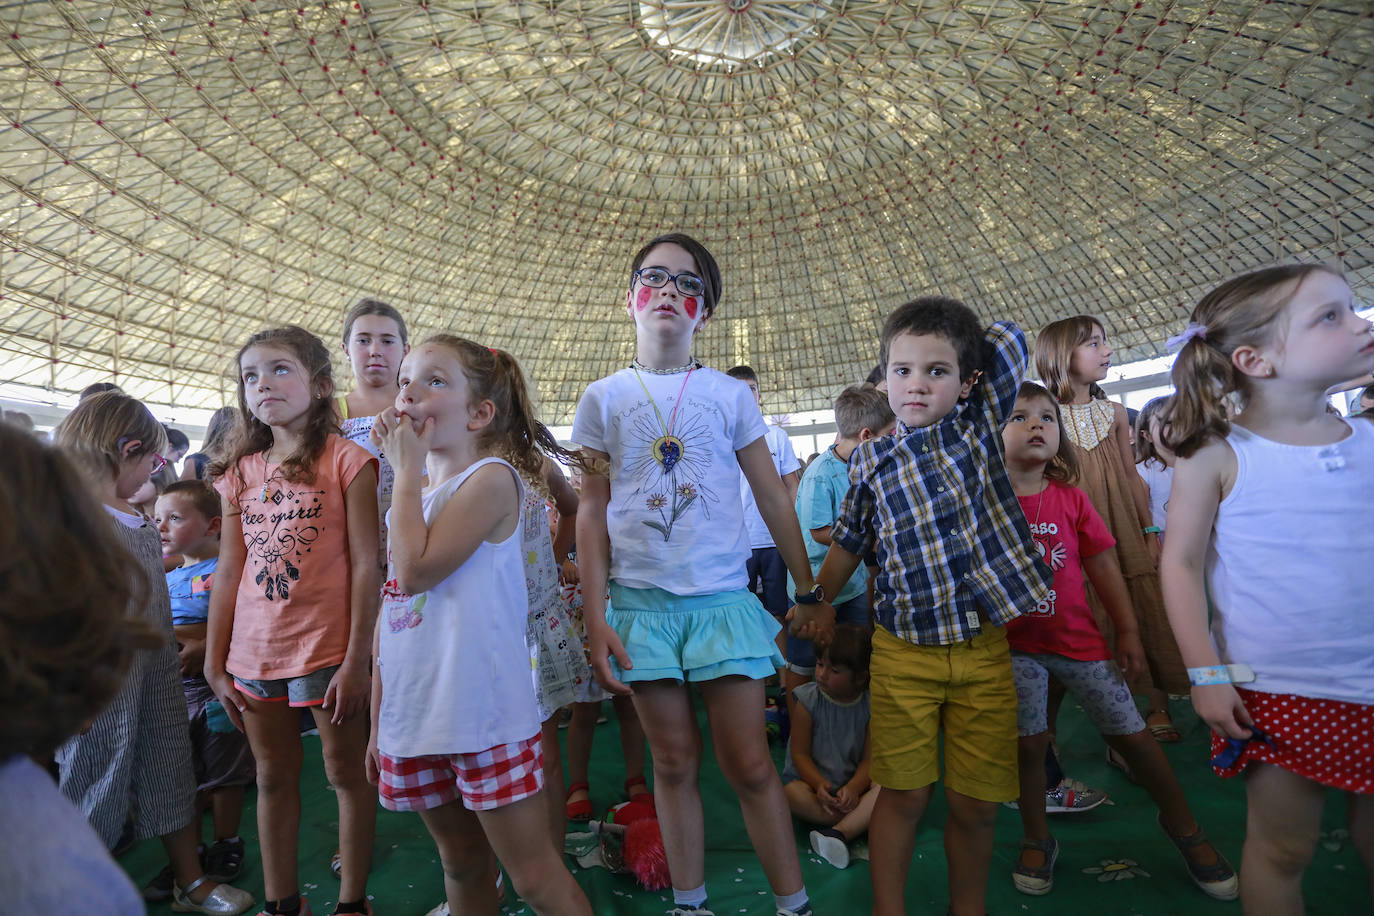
1000, 382, 1235, 902
205, 326, 380, 916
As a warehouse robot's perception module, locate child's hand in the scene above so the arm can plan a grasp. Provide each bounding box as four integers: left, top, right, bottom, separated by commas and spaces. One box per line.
178, 638, 206, 677
816, 782, 842, 814
204, 667, 247, 733
1190, 683, 1254, 740
321, 659, 371, 725
833, 782, 860, 813
560, 557, 580, 586
365, 736, 381, 786
786, 601, 836, 644
1144, 531, 1161, 566
587, 621, 634, 697
372, 407, 432, 479
1114, 631, 1146, 684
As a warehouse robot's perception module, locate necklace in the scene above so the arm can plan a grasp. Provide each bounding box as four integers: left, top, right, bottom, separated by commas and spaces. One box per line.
631, 364, 697, 472
630, 356, 701, 375
259, 454, 285, 504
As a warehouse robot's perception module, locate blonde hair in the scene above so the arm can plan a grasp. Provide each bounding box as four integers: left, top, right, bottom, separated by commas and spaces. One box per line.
1167, 264, 1343, 458
420, 336, 578, 489
54, 391, 169, 481
834, 385, 894, 439
1012, 382, 1080, 484
0, 426, 159, 757
1034, 316, 1108, 404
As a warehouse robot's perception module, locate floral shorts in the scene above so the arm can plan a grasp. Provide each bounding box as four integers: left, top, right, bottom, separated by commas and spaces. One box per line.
1011, 652, 1146, 738
378, 734, 543, 812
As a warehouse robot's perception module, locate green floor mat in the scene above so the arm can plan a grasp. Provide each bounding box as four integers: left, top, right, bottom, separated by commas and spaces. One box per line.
120, 695, 1367, 914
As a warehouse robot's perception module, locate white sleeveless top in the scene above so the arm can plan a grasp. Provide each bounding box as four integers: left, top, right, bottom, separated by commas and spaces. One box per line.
1206, 420, 1374, 704
377, 457, 540, 756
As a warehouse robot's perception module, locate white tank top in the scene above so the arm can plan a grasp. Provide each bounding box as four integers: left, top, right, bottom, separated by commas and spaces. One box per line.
377, 457, 540, 756
1206, 420, 1374, 704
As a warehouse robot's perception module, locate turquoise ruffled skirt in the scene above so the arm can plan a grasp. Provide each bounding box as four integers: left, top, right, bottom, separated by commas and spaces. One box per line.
607, 584, 785, 684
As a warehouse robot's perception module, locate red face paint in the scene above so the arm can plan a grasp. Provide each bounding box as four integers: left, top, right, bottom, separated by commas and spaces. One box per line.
683, 297, 699, 320
635, 286, 653, 311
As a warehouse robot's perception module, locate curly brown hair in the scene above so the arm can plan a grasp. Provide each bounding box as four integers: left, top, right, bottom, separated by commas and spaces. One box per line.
0, 426, 159, 758
211, 326, 340, 487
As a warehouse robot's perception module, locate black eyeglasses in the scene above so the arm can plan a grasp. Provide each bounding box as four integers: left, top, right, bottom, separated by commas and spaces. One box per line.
634, 267, 706, 298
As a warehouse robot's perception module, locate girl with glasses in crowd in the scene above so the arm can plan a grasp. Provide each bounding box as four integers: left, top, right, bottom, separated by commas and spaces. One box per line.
571, 233, 824, 916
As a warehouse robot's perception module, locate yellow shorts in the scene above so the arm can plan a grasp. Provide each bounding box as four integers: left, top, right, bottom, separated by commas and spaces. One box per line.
868, 624, 1018, 802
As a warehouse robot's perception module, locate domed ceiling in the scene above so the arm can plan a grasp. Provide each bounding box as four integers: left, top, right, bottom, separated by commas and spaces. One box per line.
2, 1, 1371, 420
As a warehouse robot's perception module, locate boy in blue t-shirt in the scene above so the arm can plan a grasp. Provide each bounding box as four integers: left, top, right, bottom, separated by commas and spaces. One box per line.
152, 481, 255, 894
783, 385, 893, 717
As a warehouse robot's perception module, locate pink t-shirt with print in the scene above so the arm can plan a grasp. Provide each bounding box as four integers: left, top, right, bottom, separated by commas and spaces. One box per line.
215, 434, 377, 679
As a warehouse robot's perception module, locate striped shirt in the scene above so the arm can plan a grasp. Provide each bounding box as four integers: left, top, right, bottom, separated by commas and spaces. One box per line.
831, 320, 1051, 645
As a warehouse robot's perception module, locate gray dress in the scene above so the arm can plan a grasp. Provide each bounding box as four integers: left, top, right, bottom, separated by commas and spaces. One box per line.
782, 681, 870, 788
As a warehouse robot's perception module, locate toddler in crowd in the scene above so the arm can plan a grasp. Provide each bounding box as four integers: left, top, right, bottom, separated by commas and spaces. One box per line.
153, 481, 256, 890
783, 624, 880, 870
794, 297, 1051, 916
1133, 396, 1176, 541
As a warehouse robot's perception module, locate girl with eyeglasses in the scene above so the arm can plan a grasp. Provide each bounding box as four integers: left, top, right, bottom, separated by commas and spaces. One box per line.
571, 233, 825, 916
53, 391, 255, 914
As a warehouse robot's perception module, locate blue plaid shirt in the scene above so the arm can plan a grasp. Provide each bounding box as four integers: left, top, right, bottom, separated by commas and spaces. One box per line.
831, 321, 1051, 645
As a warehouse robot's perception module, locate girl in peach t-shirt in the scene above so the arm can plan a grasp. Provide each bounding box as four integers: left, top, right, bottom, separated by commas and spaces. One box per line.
205, 326, 380, 916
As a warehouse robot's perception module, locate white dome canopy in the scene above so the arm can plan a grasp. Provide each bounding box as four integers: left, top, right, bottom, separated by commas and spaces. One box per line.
2, 1, 1371, 421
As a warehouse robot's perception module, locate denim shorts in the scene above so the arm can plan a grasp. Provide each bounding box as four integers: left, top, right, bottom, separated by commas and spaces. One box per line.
233, 664, 339, 707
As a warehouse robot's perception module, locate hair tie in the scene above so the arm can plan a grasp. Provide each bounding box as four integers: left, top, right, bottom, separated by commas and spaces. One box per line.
1166, 322, 1209, 352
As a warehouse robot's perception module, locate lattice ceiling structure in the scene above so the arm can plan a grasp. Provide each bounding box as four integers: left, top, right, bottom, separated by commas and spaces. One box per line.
2, 1, 1371, 421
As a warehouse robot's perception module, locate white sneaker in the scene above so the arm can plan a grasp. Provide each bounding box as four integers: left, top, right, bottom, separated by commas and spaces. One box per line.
809, 828, 850, 869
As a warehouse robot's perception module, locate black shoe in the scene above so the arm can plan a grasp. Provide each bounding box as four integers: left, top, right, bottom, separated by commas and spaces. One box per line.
141, 863, 175, 902
205, 837, 246, 883
112, 817, 138, 857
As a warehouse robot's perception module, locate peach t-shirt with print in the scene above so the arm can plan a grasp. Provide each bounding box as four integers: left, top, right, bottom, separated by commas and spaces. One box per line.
215, 434, 377, 680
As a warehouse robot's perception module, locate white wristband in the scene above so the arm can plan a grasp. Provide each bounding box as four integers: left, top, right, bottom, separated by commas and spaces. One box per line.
1187, 663, 1255, 686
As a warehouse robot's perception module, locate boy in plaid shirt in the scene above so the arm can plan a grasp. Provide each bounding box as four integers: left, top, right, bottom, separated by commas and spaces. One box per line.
791, 297, 1051, 916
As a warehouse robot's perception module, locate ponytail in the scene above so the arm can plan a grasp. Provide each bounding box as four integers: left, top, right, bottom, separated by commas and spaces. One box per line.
1165, 263, 1343, 458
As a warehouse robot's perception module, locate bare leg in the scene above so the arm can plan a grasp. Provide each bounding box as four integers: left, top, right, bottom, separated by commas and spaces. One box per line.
782, 779, 841, 827
1104, 730, 1221, 869
565, 701, 599, 812
700, 676, 803, 896
630, 680, 705, 891
1240, 763, 1326, 916
782, 667, 811, 724
478, 794, 593, 916
945, 789, 999, 916
868, 784, 933, 916
310, 705, 375, 904
612, 695, 650, 797
1016, 732, 1052, 869
1349, 791, 1374, 905
241, 696, 305, 900
832, 783, 882, 840
161, 820, 226, 904
210, 786, 246, 840
417, 802, 500, 915
540, 715, 566, 852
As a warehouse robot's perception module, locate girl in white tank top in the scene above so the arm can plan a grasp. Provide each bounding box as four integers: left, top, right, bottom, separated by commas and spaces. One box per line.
1160, 264, 1374, 916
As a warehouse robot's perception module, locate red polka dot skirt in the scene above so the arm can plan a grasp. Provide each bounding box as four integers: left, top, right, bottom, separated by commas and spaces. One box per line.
1210, 688, 1374, 793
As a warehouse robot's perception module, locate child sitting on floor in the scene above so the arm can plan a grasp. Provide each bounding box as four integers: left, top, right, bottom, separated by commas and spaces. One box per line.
783, 624, 880, 870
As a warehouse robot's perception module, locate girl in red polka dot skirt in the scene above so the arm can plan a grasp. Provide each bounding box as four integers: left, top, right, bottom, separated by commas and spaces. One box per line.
1160, 264, 1374, 916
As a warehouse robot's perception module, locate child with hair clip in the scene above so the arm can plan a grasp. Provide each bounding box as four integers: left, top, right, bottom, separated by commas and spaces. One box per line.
53, 393, 255, 915
782, 624, 880, 871
1035, 317, 1188, 741
1160, 264, 1374, 915
573, 233, 825, 916
1000, 382, 1236, 901
367, 335, 592, 916
1133, 396, 1176, 541
204, 327, 381, 916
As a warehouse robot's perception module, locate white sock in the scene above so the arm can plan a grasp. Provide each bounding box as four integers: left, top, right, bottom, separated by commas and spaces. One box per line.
673, 883, 707, 908
774, 888, 809, 911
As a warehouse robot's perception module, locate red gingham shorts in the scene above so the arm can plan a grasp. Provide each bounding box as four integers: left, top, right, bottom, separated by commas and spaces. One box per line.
378, 733, 544, 812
